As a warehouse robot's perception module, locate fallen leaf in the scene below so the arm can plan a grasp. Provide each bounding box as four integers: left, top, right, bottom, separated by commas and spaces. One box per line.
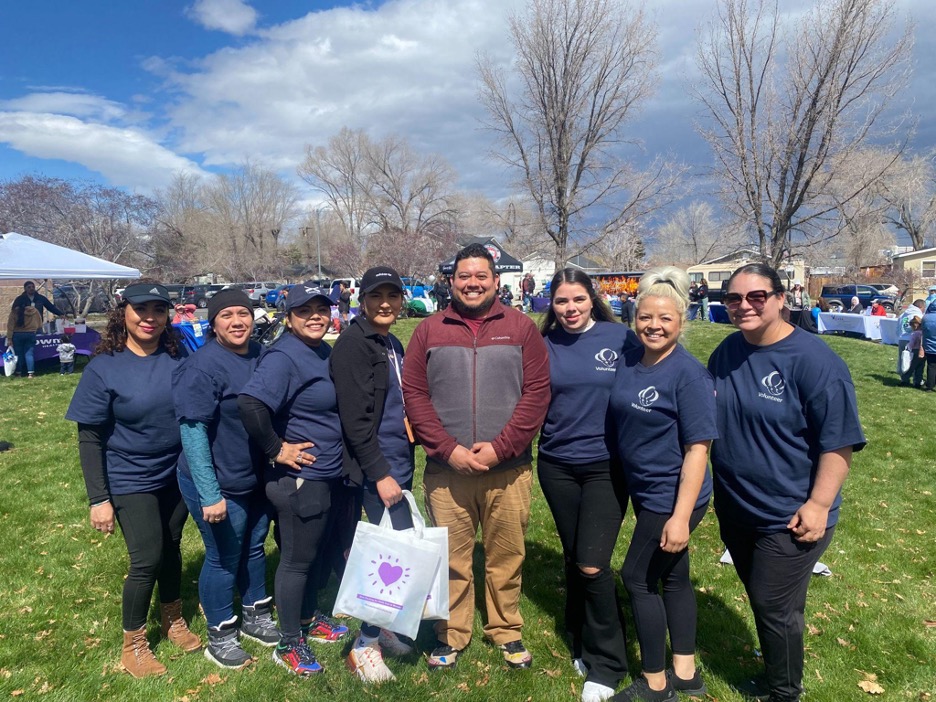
11, 692, 24, 698
456, 682, 470, 692
924, 620, 936, 628
859, 679, 885, 694
201, 673, 223, 686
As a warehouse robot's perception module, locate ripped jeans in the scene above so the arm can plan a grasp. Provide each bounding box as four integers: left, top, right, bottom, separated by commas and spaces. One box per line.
537, 454, 630, 688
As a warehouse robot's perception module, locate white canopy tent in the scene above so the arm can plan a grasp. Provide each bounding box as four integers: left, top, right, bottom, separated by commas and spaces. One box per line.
0, 232, 141, 280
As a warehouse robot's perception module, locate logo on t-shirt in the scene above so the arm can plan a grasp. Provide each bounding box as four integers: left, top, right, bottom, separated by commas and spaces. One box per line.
758, 371, 785, 402
594, 348, 619, 371
630, 385, 657, 413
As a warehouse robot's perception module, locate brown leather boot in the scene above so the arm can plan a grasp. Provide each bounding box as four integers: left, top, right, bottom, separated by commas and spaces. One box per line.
120, 627, 167, 678
160, 600, 202, 652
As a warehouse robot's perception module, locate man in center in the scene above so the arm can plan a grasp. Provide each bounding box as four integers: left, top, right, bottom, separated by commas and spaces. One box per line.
403, 243, 550, 671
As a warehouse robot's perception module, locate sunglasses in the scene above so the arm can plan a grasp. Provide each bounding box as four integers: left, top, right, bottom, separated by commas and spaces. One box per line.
724, 290, 778, 309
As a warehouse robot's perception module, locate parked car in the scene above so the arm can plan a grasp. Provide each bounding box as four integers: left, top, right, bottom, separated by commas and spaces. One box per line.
820, 284, 896, 313
53, 284, 111, 314
180, 284, 213, 308
869, 283, 900, 297
242, 281, 280, 305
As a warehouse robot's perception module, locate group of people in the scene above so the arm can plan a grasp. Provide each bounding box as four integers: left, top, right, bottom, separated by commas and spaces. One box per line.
895, 287, 936, 390
65, 245, 864, 702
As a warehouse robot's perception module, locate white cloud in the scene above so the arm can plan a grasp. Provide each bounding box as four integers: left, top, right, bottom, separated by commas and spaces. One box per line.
186, 0, 258, 36
0, 92, 130, 124
0, 112, 206, 191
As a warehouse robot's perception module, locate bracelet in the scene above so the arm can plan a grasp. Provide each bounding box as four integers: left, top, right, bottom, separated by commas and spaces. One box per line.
90, 499, 110, 508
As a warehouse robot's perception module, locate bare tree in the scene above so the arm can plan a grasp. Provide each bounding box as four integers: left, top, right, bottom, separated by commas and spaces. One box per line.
650, 201, 745, 266
694, 0, 912, 268
478, 0, 683, 268
587, 221, 646, 271
878, 152, 936, 250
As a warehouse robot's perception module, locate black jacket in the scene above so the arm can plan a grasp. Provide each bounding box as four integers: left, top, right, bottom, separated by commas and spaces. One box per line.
329, 315, 396, 486
12, 292, 62, 318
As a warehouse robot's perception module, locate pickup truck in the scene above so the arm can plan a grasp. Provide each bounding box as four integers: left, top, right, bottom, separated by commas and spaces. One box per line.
820, 284, 896, 313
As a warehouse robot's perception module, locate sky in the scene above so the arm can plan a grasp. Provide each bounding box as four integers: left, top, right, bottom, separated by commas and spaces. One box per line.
1, 0, 934, 217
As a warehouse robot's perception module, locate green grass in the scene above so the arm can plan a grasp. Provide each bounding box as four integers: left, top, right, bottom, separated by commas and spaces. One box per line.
0, 320, 934, 700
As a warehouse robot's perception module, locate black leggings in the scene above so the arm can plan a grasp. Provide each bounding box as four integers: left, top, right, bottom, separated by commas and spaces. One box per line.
265, 473, 336, 644
620, 504, 707, 674
537, 455, 629, 688
111, 484, 189, 630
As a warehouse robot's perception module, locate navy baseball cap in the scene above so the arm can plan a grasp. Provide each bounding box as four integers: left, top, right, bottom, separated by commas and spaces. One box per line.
123, 283, 171, 305
286, 282, 333, 311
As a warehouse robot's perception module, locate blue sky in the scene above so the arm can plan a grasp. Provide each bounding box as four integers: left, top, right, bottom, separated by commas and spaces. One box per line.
1, 0, 933, 209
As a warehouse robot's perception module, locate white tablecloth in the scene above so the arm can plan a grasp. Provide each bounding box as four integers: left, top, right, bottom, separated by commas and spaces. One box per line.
878, 318, 900, 346
817, 312, 882, 340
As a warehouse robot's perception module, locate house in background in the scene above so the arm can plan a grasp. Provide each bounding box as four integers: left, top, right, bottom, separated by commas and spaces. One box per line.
890, 247, 936, 299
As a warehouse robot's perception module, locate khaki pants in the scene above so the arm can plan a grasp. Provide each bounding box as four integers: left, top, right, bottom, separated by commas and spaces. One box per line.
423, 462, 533, 650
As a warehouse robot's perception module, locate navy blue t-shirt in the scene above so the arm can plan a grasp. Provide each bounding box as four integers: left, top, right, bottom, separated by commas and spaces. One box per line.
707, 327, 866, 532
379, 337, 415, 482
239, 332, 343, 480
610, 344, 717, 514
539, 321, 640, 463
66, 348, 186, 495
172, 338, 265, 496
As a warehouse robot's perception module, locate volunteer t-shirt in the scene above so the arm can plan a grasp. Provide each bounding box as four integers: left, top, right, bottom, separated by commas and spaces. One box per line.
172, 338, 265, 495
380, 336, 415, 482
539, 321, 640, 463
239, 332, 343, 480
610, 344, 717, 513
65, 348, 186, 494
707, 327, 866, 532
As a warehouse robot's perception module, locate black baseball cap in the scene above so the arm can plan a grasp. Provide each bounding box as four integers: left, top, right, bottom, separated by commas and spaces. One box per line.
360, 266, 404, 295
123, 283, 171, 305
286, 282, 333, 311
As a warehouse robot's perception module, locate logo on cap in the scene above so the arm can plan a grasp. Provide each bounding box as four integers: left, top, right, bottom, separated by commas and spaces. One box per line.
149, 287, 159, 294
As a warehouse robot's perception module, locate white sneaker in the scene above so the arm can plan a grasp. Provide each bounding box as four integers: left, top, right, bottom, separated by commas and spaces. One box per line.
581, 680, 616, 702
573, 657, 587, 678
346, 640, 395, 683
378, 629, 414, 658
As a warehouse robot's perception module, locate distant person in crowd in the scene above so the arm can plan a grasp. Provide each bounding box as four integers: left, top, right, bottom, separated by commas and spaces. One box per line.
926, 285, 936, 309
786, 280, 811, 311
65, 283, 199, 679
920, 300, 936, 392
538, 269, 638, 702
432, 276, 451, 311
870, 300, 887, 317
330, 266, 416, 683
902, 316, 925, 388
172, 288, 277, 670
499, 284, 514, 307
848, 296, 863, 314
6, 303, 42, 378
403, 243, 550, 672
697, 278, 710, 322
522, 273, 537, 312
337, 282, 352, 330
618, 292, 636, 328
810, 297, 829, 327
897, 299, 926, 378
238, 282, 349, 677
609, 267, 717, 702
172, 303, 198, 324
57, 333, 76, 375
708, 264, 865, 702
12, 280, 63, 324
687, 282, 700, 321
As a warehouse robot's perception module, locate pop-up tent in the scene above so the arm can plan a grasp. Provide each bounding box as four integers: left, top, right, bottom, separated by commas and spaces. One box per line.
0, 232, 141, 280
439, 238, 523, 274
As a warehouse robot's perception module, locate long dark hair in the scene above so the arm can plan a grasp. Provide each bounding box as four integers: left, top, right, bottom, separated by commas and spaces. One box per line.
540, 268, 616, 336
727, 263, 786, 295
13, 304, 25, 328
94, 300, 182, 358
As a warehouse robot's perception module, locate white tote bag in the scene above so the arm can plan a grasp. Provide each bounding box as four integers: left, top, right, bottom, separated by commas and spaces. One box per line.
333, 491, 443, 639
3, 348, 17, 377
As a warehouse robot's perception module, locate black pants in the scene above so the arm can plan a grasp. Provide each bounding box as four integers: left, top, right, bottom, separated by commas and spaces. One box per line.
719, 520, 835, 702
265, 473, 337, 644
925, 353, 936, 390
111, 484, 189, 630
359, 477, 415, 639
620, 505, 707, 674
537, 455, 629, 688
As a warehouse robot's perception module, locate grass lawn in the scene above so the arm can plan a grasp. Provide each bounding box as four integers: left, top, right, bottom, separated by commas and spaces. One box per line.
0, 319, 933, 701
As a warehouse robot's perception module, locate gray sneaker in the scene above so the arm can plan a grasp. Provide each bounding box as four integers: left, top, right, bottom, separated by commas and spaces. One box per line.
205, 617, 254, 669
241, 596, 279, 646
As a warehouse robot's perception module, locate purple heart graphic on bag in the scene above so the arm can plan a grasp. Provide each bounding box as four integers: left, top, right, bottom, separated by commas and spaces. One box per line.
378, 561, 404, 586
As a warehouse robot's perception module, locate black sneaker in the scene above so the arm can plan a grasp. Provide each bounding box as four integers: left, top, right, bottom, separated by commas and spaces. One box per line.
499, 639, 532, 669
427, 644, 462, 670
733, 675, 771, 701
666, 668, 707, 696
205, 617, 254, 669
240, 596, 279, 646
611, 677, 677, 702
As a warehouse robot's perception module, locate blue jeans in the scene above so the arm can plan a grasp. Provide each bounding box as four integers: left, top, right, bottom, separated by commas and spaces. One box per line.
177, 469, 271, 627
12, 332, 36, 375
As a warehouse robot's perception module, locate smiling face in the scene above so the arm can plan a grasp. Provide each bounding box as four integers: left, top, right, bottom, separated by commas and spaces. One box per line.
362, 284, 404, 333
552, 282, 594, 332
287, 299, 332, 346
124, 301, 169, 354
725, 273, 785, 337
213, 305, 254, 352
451, 257, 498, 318
635, 295, 682, 359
